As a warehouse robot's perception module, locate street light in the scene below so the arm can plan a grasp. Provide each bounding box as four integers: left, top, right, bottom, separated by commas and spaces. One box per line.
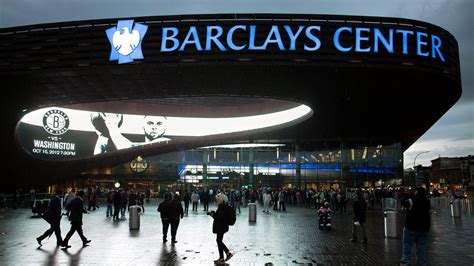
413, 151, 430, 169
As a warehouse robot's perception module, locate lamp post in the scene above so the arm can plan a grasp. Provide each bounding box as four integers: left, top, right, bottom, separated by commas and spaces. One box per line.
413, 151, 430, 169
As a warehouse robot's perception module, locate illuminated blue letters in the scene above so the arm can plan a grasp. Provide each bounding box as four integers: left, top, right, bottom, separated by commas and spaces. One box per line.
334, 27, 353, 52
227, 25, 247, 51
374, 28, 393, 53
161, 27, 179, 52
206, 26, 226, 51
249, 25, 265, 50
284, 25, 304, 51
154, 24, 445, 63
416, 32, 429, 57
304, 26, 321, 51
355, 28, 371, 52
179, 26, 202, 51
261, 26, 285, 50
431, 35, 445, 62
396, 29, 414, 55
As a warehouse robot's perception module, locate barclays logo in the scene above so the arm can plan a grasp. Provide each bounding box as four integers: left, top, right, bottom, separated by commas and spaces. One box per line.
106, 20, 148, 64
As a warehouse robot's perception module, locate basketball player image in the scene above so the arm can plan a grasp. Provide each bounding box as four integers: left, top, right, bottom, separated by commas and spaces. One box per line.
92, 112, 169, 154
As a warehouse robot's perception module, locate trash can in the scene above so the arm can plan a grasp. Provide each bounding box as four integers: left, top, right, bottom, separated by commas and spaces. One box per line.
450, 199, 461, 218
248, 203, 257, 222
384, 211, 397, 238
129, 205, 141, 230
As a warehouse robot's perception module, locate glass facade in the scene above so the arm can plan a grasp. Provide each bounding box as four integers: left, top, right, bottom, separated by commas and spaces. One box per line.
110, 142, 403, 190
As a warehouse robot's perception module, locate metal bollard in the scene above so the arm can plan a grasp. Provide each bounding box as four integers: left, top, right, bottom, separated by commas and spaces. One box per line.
450, 199, 461, 218
384, 211, 398, 238
129, 205, 141, 230
464, 199, 472, 213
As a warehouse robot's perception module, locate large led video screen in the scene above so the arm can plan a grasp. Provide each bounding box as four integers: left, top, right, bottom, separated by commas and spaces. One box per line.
16, 105, 312, 161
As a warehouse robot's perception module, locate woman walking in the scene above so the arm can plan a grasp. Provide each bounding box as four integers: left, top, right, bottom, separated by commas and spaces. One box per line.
207, 193, 234, 264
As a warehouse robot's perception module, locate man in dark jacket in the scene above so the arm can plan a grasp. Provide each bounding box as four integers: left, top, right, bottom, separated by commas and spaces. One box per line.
61, 190, 91, 248
169, 193, 184, 243
203, 190, 210, 211
400, 187, 430, 266
36, 190, 63, 246
157, 193, 173, 243
350, 190, 368, 244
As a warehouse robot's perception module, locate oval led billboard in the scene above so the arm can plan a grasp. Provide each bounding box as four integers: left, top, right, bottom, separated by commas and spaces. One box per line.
15, 97, 312, 161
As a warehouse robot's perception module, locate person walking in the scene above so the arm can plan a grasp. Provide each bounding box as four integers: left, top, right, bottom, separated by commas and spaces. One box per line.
61, 190, 91, 248
233, 191, 241, 214
203, 190, 210, 211
113, 190, 121, 221
169, 193, 184, 243
120, 190, 128, 218
350, 190, 368, 244
106, 191, 113, 218
183, 191, 190, 215
263, 191, 272, 213
278, 190, 286, 211
207, 193, 233, 264
36, 190, 63, 247
191, 191, 199, 212
63, 189, 76, 217
157, 193, 173, 243
400, 187, 431, 266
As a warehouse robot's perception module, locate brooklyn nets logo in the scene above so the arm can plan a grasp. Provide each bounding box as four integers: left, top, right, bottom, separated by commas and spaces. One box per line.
42, 109, 70, 135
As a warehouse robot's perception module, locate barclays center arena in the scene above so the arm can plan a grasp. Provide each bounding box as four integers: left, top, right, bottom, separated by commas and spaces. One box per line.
1, 13, 461, 192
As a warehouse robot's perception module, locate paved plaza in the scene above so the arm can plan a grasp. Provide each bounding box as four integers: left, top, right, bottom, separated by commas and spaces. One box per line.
0, 199, 473, 265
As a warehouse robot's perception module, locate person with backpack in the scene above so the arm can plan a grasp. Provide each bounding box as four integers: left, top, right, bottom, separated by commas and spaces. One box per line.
207, 193, 234, 264
36, 190, 63, 246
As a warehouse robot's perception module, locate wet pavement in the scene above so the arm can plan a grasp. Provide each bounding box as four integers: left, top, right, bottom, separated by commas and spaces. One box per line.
0, 199, 473, 265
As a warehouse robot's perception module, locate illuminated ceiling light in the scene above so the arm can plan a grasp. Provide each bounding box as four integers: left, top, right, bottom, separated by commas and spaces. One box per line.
362, 147, 368, 160
114, 181, 120, 188
200, 143, 285, 149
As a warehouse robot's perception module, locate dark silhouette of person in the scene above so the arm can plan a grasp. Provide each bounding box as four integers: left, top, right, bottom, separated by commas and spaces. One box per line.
61, 190, 91, 248
203, 190, 210, 211
350, 190, 368, 244
208, 193, 233, 263
157, 193, 173, 243
183, 191, 190, 215
400, 187, 431, 265
169, 193, 184, 243
36, 190, 63, 246
113, 190, 122, 221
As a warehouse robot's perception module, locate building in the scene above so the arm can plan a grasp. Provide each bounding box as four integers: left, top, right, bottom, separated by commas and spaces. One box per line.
431, 156, 474, 187
0, 14, 462, 191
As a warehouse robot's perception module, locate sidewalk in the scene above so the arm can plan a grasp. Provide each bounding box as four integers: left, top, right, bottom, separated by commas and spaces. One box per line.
0, 201, 473, 265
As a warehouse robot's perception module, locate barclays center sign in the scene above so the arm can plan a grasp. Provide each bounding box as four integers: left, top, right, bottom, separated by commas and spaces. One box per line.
106, 18, 447, 64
